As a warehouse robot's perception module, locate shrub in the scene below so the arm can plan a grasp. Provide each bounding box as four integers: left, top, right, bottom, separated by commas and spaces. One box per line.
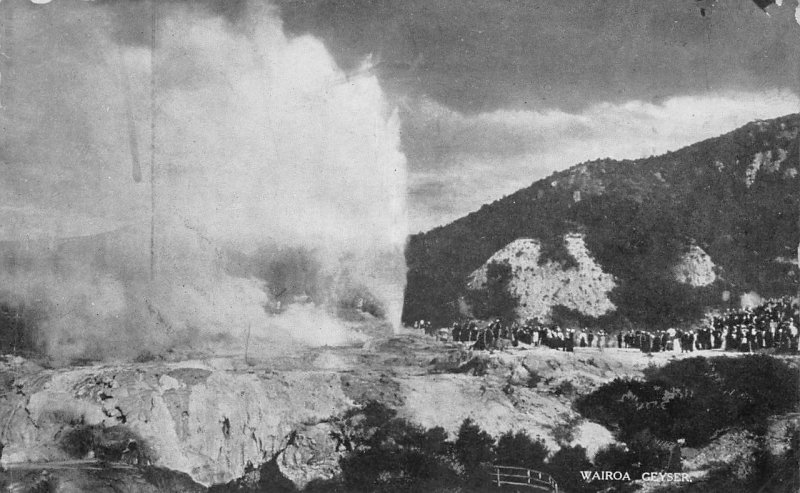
627, 430, 681, 472
546, 445, 593, 493
495, 430, 548, 469
551, 414, 582, 446
454, 418, 495, 486
135, 350, 158, 363
420, 426, 450, 456
60, 424, 97, 458
340, 448, 459, 493
575, 378, 683, 443
575, 355, 800, 448
337, 402, 462, 492
644, 355, 800, 435
553, 380, 577, 398
464, 260, 518, 321
593, 444, 638, 473
526, 370, 542, 388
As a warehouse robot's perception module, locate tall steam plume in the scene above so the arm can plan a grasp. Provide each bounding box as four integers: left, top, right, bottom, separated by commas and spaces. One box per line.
0, 0, 407, 364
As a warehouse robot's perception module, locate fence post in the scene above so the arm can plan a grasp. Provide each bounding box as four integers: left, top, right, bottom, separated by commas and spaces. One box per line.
496, 466, 500, 487
527, 468, 531, 484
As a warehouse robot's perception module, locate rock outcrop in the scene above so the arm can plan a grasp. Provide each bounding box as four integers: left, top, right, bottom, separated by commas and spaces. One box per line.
673, 245, 717, 287
468, 234, 616, 322
1, 357, 353, 487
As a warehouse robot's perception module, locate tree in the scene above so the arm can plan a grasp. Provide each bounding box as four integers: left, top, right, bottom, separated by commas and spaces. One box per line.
547, 445, 593, 493
337, 402, 461, 492
495, 431, 548, 469
454, 418, 495, 485
466, 260, 518, 321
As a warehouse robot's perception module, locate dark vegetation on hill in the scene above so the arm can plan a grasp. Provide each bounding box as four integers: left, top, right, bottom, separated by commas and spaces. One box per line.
463, 260, 518, 321
575, 354, 800, 492
576, 355, 800, 447
403, 114, 800, 328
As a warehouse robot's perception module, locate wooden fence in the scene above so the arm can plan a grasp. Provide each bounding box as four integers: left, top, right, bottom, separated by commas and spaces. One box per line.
489, 465, 558, 492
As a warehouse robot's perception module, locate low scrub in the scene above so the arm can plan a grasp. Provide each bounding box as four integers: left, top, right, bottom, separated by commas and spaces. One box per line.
576, 355, 800, 447
335, 402, 577, 492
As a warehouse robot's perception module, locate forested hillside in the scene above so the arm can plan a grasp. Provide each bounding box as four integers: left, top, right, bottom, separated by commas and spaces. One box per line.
403, 114, 800, 329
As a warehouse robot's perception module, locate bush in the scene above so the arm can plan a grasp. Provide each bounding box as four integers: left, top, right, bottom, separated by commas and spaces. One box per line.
593, 444, 638, 474
420, 426, 450, 456
340, 448, 459, 493
464, 260, 518, 321
681, 426, 800, 493
644, 355, 800, 436
628, 430, 681, 472
546, 445, 593, 493
575, 378, 684, 443
526, 370, 543, 388
454, 418, 495, 486
337, 402, 462, 492
575, 355, 800, 447
553, 380, 577, 398
551, 414, 582, 446
495, 430, 548, 469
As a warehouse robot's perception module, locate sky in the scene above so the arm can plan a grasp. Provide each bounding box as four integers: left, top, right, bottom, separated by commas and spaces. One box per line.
276, 0, 800, 231
1, 0, 799, 236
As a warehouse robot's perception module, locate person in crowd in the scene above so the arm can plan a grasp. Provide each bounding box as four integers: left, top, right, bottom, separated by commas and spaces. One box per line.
710, 297, 798, 353
421, 296, 799, 356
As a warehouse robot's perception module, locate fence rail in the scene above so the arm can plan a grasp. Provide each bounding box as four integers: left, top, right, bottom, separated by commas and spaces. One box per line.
490, 465, 558, 492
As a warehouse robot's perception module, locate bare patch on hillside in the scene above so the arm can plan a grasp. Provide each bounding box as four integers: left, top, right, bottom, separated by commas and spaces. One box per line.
468, 234, 616, 322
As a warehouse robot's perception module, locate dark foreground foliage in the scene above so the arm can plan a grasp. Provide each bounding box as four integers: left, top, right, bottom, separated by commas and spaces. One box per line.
576, 355, 800, 446
571, 354, 800, 492
215, 360, 799, 493
494, 430, 548, 470
324, 402, 587, 492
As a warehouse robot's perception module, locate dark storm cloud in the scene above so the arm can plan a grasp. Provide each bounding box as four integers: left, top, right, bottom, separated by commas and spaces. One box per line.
275, 0, 800, 231
96, 0, 252, 47
275, 0, 800, 112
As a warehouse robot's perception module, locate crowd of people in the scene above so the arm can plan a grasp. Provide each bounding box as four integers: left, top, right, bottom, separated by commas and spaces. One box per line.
411, 296, 800, 354
710, 297, 799, 353
415, 317, 610, 352
619, 328, 722, 353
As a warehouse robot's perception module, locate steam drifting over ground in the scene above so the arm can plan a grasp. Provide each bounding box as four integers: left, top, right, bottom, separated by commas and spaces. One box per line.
0, 0, 407, 364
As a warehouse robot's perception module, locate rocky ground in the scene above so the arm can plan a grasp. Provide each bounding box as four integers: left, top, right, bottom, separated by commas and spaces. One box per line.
0, 330, 796, 492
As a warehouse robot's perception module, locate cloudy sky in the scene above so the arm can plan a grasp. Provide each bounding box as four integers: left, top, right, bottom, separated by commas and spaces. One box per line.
1, 0, 799, 238
276, 0, 800, 231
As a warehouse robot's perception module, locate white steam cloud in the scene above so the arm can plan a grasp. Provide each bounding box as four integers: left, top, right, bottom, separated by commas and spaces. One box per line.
0, 0, 407, 364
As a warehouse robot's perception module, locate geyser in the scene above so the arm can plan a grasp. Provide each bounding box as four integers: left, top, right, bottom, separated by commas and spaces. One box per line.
0, 0, 407, 364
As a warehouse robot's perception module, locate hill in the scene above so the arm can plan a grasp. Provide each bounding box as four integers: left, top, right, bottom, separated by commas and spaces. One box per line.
403, 114, 800, 329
